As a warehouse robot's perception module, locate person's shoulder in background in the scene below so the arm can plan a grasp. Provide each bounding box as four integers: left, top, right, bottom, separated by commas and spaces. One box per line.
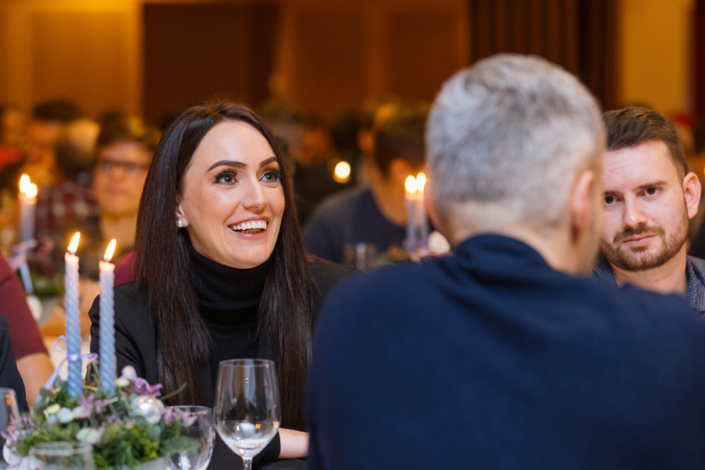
307, 257, 359, 323
303, 187, 370, 263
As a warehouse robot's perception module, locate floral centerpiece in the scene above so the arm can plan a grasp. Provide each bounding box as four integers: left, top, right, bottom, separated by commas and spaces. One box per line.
2, 365, 197, 470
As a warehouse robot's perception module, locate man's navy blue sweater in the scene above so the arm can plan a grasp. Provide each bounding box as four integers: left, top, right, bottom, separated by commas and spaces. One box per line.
307, 235, 705, 469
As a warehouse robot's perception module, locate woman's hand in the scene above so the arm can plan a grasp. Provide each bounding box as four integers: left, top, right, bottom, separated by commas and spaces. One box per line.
278, 428, 309, 459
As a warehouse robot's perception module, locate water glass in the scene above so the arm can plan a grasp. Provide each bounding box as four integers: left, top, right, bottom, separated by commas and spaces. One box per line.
214, 359, 281, 470
166, 406, 215, 470
342, 243, 377, 270
29, 442, 94, 470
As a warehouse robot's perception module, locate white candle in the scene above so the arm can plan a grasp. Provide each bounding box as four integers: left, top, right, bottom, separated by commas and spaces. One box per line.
99, 240, 116, 395
404, 176, 418, 252
65, 232, 82, 396
416, 173, 429, 244
18, 175, 37, 243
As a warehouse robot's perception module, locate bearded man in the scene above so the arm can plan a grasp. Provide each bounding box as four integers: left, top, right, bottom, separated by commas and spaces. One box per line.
593, 107, 705, 311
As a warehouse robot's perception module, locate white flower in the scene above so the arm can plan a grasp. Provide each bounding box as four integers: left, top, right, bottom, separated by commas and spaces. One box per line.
130, 396, 164, 425
76, 428, 102, 445
116, 378, 129, 388
57, 408, 73, 424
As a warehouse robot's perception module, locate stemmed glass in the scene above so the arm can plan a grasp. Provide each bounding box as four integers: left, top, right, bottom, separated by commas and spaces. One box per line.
29, 442, 95, 470
0, 388, 20, 469
166, 406, 215, 470
214, 359, 281, 470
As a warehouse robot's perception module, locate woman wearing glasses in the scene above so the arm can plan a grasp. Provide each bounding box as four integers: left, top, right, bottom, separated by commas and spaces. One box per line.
40, 117, 159, 336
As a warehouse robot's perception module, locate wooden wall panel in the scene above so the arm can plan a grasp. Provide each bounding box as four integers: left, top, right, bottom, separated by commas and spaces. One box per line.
143, 2, 279, 124
31, 10, 131, 117
288, 8, 366, 118
386, 10, 460, 101
468, 0, 618, 109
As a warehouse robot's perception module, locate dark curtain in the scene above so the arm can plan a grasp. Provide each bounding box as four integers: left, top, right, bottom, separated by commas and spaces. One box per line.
468, 0, 618, 110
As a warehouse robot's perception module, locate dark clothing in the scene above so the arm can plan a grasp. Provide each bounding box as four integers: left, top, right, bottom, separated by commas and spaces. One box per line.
293, 160, 351, 225
307, 235, 705, 470
89, 256, 355, 470
0, 256, 47, 360
592, 252, 705, 313
303, 187, 405, 264
0, 316, 28, 412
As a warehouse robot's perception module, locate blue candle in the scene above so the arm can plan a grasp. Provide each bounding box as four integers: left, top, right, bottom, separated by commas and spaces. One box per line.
64, 232, 81, 396
99, 240, 116, 395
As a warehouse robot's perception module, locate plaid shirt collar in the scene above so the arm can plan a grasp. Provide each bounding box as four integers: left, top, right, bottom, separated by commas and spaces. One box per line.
592, 253, 705, 313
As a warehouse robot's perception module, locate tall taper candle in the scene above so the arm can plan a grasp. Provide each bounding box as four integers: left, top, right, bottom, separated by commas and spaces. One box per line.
404, 175, 418, 252
65, 232, 82, 396
99, 240, 116, 395
416, 173, 429, 245
18, 175, 37, 243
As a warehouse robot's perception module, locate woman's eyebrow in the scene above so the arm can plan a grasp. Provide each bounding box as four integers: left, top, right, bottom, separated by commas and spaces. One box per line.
207, 160, 247, 171
258, 156, 278, 168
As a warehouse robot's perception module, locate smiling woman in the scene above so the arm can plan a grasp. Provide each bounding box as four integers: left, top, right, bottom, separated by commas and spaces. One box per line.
88, 102, 356, 469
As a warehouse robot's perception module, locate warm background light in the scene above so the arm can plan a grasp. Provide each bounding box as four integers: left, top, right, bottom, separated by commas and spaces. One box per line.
19, 174, 29, 194
68, 232, 81, 254
103, 239, 117, 262
333, 161, 351, 184
26, 183, 38, 199
405, 175, 418, 194
416, 173, 426, 194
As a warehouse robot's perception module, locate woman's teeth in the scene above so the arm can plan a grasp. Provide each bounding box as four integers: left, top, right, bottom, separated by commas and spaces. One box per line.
230, 220, 268, 233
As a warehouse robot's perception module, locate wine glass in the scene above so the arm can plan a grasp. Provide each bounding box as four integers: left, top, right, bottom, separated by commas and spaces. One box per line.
214, 359, 281, 470
166, 406, 215, 470
0, 388, 20, 469
29, 442, 95, 470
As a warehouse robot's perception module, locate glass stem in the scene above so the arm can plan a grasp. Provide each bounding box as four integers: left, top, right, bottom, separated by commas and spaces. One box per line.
243, 457, 253, 470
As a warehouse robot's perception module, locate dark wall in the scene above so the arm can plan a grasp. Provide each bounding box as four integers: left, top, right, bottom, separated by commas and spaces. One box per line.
143, 2, 279, 125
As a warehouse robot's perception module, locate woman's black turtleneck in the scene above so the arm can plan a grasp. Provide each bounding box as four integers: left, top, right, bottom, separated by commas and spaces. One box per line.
189, 246, 272, 394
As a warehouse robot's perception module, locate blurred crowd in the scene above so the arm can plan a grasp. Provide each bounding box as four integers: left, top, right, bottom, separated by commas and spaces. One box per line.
0, 94, 433, 404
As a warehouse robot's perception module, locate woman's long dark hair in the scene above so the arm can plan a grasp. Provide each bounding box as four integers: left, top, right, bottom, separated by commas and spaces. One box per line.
133, 101, 313, 430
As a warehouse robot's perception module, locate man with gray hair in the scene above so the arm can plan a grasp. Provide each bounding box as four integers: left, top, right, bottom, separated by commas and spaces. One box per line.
306, 54, 705, 469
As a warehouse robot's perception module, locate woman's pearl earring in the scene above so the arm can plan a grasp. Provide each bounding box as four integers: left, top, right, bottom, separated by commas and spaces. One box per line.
176, 219, 184, 228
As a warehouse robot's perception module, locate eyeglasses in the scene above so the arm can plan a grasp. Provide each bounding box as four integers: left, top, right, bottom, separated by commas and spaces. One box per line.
96, 159, 149, 175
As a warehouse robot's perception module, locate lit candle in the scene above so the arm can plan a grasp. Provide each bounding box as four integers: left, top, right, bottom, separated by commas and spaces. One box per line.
65, 232, 82, 396
416, 172, 429, 245
18, 175, 37, 243
99, 240, 116, 395
405, 175, 418, 252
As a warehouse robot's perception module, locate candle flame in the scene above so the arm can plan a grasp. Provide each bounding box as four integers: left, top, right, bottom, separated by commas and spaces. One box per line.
26, 183, 38, 199
103, 239, 117, 262
405, 175, 417, 194
19, 174, 29, 194
68, 232, 80, 254
333, 161, 351, 183
416, 172, 426, 194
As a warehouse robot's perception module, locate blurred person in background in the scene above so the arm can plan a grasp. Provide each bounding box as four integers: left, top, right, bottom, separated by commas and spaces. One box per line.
0, 254, 52, 405
34, 119, 101, 241
304, 102, 428, 264
40, 116, 159, 335
0, 104, 26, 175
0, 99, 83, 191
258, 99, 349, 224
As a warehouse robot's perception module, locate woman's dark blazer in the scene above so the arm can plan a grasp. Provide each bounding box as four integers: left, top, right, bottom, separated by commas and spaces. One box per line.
88, 259, 357, 407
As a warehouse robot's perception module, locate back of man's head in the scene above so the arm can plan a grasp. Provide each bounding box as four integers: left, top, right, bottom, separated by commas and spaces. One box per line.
373, 102, 429, 178
603, 107, 687, 178
32, 99, 83, 124
427, 54, 604, 237
55, 119, 100, 181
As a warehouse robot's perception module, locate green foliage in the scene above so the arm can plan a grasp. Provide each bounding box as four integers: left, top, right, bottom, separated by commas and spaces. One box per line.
7, 376, 196, 470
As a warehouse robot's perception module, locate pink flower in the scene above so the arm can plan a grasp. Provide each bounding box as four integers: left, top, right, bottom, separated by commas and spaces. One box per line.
121, 366, 138, 381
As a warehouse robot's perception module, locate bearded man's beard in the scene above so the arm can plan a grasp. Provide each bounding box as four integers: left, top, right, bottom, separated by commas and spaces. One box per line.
600, 205, 688, 272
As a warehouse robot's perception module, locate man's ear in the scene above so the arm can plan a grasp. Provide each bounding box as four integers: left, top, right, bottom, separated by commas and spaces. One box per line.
568, 169, 599, 243
683, 172, 702, 219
